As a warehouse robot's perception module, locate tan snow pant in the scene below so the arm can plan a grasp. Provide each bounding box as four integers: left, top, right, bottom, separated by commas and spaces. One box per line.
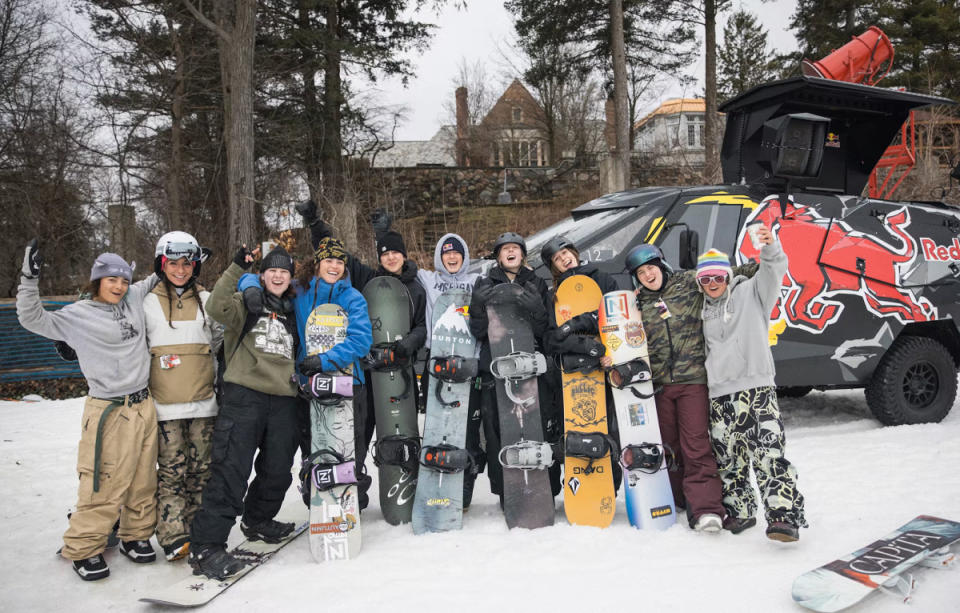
61, 394, 159, 561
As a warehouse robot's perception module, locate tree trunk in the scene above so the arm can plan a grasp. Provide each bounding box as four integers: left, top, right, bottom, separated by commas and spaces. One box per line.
704, 0, 721, 184
167, 9, 185, 230
298, 0, 322, 202
610, 0, 631, 189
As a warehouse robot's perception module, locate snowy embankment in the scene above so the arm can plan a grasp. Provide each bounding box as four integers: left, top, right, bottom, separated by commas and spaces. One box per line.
1, 385, 958, 612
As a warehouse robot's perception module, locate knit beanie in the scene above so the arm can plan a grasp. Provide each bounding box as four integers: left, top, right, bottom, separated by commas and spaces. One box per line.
90, 253, 134, 283
314, 237, 348, 263
376, 231, 407, 258
696, 248, 733, 280
260, 246, 295, 274
440, 236, 466, 258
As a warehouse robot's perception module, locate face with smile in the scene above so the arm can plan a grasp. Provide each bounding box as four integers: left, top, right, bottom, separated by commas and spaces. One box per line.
379, 250, 404, 274
551, 248, 578, 273
635, 264, 663, 291
96, 276, 130, 304
163, 257, 194, 287
262, 268, 292, 297
316, 258, 345, 284
699, 273, 729, 299
441, 251, 463, 274
497, 243, 523, 273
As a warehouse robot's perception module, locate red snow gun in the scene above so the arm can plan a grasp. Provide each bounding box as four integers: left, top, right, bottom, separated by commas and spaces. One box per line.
801, 26, 894, 86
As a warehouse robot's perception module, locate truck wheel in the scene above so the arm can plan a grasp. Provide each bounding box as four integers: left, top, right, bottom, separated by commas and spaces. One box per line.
865, 336, 957, 425
777, 386, 812, 398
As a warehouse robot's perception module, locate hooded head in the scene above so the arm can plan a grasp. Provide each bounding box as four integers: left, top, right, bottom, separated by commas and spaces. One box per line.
434, 232, 471, 277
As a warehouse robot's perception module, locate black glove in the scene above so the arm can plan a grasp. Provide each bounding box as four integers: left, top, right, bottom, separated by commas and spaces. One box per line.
295, 199, 319, 225
393, 336, 419, 359
472, 283, 494, 309
517, 288, 545, 315
22, 238, 42, 279
371, 209, 393, 237
300, 354, 324, 377
54, 340, 77, 362
233, 245, 254, 270
242, 286, 264, 316
558, 311, 599, 338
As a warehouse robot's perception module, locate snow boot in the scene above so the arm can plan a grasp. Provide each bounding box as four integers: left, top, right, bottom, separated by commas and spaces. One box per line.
694, 513, 723, 533
723, 516, 757, 535
240, 518, 295, 544
162, 538, 190, 562
73, 553, 109, 581
119, 539, 157, 563
189, 544, 244, 580
766, 521, 799, 542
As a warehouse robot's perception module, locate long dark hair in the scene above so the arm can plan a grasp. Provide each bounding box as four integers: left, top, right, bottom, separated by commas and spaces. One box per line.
160, 269, 206, 329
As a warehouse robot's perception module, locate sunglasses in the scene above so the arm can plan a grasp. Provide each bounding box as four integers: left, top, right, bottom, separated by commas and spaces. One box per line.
698, 274, 728, 286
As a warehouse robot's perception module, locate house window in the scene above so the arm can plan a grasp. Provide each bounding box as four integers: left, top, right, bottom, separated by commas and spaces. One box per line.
512, 107, 523, 123
686, 113, 705, 148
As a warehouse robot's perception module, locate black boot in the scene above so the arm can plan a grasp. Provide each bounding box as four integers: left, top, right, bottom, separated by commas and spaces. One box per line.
240, 518, 295, 544
189, 544, 244, 580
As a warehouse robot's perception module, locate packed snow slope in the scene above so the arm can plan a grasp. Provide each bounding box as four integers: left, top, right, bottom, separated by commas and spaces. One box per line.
1, 385, 959, 612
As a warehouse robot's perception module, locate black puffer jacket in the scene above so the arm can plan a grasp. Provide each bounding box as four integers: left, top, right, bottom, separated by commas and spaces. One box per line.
543, 264, 620, 356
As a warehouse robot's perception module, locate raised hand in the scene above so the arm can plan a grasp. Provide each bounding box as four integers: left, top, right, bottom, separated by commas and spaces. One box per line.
22, 238, 42, 279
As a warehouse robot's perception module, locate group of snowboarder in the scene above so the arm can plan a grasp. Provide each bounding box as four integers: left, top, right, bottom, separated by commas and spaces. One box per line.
15, 202, 807, 584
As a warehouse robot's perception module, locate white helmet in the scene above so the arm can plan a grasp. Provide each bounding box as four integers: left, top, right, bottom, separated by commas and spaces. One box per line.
155, 231, 207, 277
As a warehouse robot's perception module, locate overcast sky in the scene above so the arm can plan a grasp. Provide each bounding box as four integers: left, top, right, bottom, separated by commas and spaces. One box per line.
375, 0, 801, 141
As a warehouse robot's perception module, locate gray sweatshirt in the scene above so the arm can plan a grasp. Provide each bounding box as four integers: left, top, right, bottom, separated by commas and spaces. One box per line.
416, 232, 479, 349
701, 241, 788, 398
17, 274, 158, 398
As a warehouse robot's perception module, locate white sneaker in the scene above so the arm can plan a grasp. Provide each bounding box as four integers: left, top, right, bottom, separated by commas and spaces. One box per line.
694, 513, 723, 533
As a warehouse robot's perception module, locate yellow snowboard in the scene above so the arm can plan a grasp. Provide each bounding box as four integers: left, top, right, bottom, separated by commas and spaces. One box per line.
555, 274, 615, 527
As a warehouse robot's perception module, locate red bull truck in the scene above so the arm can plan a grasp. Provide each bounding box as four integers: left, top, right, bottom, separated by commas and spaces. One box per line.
525, 75, 960, 426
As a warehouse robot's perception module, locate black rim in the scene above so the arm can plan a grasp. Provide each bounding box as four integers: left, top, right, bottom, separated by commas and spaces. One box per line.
902, 360, 939, 408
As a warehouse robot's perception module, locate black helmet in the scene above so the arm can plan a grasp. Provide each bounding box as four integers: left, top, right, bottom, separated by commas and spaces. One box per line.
493, 231, 526, 257
540, 235, 576, 266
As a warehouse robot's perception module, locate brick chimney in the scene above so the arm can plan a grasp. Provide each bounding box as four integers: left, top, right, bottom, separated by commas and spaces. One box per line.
455, 86, 469, 166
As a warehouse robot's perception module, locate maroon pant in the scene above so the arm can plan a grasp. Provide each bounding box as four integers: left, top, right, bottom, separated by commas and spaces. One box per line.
655, 383, 725, 524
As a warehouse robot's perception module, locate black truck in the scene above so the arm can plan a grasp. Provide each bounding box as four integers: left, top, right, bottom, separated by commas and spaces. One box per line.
523, 76, 960, 426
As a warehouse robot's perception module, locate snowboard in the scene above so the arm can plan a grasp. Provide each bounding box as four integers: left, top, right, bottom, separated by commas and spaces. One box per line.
486, 283, 555, 530
363, 276, 419, 526
598, 290, 675, 530
412, 288, 476, 534
792, 515, 960, 612
555, 275, 615, 528
305, 304, 361, 561
139, 518, 308, 607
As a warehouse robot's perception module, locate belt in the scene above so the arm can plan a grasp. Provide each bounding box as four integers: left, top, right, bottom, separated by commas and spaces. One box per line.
90, 387, 149, 492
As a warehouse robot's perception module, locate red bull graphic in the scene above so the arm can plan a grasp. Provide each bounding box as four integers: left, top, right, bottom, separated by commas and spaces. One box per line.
737, 195, 936, 333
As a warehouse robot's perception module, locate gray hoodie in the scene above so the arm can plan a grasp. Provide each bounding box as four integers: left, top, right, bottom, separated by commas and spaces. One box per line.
701, 241, 788, 398
416, 232, 479, 348
17, 274, 158, 398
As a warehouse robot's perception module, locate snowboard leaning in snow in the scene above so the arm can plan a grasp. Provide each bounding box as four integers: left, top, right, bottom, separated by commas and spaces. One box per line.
412, 288, 476, 534
139, 519, 307, 608
598, 290, 675, 530
486, 283, 554, 530
304, 304, 361, 561
792, 515, 960, 612
363, 276, 419, 526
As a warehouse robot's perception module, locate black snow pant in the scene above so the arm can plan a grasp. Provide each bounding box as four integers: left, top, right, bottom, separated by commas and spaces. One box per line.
191, 383, 300, 547
297, 384, 372, 511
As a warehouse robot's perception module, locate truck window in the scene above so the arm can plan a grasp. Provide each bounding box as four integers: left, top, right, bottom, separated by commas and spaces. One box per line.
659, 204, 742, 269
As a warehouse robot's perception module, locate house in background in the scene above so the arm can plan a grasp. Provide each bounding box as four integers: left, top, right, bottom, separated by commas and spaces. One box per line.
369, 126, 456, 168
633, 98, 707, 168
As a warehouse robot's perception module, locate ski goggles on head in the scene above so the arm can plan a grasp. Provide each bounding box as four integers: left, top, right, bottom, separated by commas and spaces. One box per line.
697, 274, 729, 286
160, 241, 201, 262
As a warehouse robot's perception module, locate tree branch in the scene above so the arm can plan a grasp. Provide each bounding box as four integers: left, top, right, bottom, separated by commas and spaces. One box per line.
181, 0, 232, 43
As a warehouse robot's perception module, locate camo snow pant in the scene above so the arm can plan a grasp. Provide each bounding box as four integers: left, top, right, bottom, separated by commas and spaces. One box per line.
156, 416, 216, 550
708, 386, 808, 528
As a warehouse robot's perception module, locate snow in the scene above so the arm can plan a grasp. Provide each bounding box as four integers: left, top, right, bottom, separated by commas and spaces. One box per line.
2, 386, 959, 612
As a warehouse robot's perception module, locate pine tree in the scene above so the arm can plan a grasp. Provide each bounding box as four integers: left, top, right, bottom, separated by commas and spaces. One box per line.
717, 9, 776, 103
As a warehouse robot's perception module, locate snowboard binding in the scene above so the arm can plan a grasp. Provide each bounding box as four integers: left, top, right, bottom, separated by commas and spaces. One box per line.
372, 434, 421, 473
491, 351, 547, 407
303, 373, 354, 402
365, 344, 410, 371
559, 352, 602, 374
607, 359, 654, 395
619, 442, 666, 473
430, 355, 479, 408
299, 449, 357, 493
419, 444, 472, 474
564, 431, 620, 475
498, 439, 556, 470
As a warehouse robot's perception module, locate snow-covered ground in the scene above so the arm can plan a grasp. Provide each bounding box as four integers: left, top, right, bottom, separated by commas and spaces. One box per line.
2, 386, 959, 612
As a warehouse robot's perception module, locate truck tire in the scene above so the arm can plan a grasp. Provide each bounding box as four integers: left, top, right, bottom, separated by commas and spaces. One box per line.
865, 336, 957, 425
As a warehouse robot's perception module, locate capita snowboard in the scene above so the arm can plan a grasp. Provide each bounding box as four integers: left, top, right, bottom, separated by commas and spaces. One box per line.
412, 288, 477, 534
486, 283, 555, 530
555, 275, 616, 528
139, 517, 308, 608
363, 276, 419, 526
303, 304, 361, 562
598, 290, 675, 530
792, 515, 960, 612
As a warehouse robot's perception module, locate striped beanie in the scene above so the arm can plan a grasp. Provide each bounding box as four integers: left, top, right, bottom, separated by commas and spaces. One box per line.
696, 248, 732, 279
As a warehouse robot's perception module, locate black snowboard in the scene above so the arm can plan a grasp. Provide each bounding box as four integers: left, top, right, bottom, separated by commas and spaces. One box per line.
363, 276, 419, 525
485, 283, 554, 529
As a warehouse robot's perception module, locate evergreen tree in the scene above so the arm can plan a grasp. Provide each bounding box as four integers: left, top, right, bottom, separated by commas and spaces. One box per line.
717, 9, 776, 102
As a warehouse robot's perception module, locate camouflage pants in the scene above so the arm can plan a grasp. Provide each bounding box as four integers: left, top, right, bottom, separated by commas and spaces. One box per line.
156, 417, 216, 549
708, 386, 808, 528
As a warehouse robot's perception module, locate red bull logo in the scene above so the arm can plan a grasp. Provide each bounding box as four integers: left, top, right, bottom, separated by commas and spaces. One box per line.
738, 195, 936, 333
